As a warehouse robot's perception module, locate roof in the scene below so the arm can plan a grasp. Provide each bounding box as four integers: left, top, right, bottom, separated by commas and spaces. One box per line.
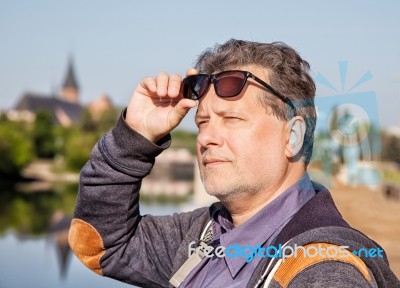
63, 59, 79, 89
14, 93, 84, 124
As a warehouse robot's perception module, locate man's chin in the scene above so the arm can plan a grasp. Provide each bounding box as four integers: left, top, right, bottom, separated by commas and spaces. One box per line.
204, 184, 235, 201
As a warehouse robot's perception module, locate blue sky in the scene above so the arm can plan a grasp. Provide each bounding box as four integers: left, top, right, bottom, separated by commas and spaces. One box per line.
1, 0, 399, 131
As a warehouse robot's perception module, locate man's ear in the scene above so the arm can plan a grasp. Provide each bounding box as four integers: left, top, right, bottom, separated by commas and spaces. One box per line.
285, 116, 306, 159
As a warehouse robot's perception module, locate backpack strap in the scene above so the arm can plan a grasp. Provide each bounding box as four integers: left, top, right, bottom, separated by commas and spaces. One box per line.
263, 243, 372, 287
169, 220, 213, 287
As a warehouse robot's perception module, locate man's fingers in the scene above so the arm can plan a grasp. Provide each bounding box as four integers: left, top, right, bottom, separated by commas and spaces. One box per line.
186, 68, 198, 77
140, 77, 157, 93
141, 70, 198, 95
130, 71, 198, 142
142, 72, 182, 98
156, 72, 169, 97
168, 74, 182, 98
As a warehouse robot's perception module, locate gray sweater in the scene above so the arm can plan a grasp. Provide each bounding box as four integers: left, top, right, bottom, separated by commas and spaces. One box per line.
69, 113, 400, 288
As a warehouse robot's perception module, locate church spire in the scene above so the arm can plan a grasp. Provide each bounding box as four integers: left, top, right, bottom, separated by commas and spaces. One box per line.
63, 57, 79, 89
61, 56, 79, 103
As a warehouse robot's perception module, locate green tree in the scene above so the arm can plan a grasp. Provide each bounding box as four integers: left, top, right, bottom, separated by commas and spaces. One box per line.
79, 108, 98, 132
79, 107, 120, 134
64, 130, 98, 171
0, 120, 34, 176
171, 130, 197, 154
96, 108, 120, 133
33, 110, 55, 158
52, 125, 72, 157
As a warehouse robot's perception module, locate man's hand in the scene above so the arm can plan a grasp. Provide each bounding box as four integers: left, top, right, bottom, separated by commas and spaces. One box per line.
125, 70, 197, 143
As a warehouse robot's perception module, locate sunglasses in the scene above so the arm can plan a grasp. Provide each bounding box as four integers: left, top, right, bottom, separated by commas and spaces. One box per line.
182, 70, 296, 114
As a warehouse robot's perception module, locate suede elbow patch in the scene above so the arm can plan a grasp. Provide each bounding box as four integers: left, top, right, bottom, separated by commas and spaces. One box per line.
274, 243, 372, 286
68, 218, 106, 275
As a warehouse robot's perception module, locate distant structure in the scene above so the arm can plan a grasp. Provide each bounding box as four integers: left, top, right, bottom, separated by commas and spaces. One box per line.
7, 57, 112, 127
9, 92, 83, 127
49, 211, 73, 280
141, 149, 195, 198
87, 94, 113, 120
141, 148, 217, 207
60, 58, 79, 103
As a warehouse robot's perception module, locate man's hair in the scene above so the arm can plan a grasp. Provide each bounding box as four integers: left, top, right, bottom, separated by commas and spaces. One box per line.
194, 39, 317, 164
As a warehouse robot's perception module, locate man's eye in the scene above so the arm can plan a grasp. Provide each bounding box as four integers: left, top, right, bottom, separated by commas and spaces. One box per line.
196, 121, 208, 128
226, 117, 242, 121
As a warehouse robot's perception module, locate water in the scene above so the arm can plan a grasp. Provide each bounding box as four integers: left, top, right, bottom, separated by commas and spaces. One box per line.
0, 181, 188, 288
0, 232, 133, 288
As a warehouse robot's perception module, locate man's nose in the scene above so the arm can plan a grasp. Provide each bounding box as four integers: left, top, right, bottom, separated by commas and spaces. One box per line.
197, 122, 223, 149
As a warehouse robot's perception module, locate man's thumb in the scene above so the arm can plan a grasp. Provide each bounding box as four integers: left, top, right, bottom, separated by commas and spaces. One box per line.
168, 99, 197, 128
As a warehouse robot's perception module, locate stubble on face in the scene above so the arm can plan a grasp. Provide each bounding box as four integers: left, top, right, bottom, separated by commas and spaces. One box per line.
199, 150, 272, 202
196, 65, 288, 203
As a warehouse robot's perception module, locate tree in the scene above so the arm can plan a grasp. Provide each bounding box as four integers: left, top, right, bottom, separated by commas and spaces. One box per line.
171, 130, 197, 155
79, 108, 98, 132
33, 110, 55, 158
64, 130, 98, 172
96, 108, 120, 133
0, 120, 34, 176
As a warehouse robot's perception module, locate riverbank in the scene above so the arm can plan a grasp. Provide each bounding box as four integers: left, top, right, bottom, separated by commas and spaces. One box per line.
21, 159, 79, 182
14, 159, 79, 193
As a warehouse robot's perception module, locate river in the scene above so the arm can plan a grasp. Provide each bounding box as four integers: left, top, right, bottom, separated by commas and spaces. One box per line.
0, 181, 192, 288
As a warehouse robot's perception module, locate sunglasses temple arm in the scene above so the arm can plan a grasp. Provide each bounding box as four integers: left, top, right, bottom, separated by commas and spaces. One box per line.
250, 75, 297, 116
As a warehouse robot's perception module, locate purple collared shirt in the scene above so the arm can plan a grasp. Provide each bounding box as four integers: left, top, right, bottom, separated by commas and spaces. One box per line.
180, 173, 316, 288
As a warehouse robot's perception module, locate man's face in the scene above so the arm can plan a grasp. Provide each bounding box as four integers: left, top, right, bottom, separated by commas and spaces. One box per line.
196, 65, 290, 201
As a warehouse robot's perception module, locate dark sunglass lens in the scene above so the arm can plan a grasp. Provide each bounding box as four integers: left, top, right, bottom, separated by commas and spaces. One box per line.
182, 81, 191, 99
215, 71, 246, 97
183, 75, 209, 100
197, 75, 210, 98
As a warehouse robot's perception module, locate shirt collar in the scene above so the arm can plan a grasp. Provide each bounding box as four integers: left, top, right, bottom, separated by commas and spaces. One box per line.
211, 173, 316, 278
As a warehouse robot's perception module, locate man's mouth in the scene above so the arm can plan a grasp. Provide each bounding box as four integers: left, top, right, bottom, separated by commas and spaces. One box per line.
203, 157, 229, 166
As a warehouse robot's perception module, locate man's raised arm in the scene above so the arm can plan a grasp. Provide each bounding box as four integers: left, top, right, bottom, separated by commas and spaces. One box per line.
68, 71, 201, 287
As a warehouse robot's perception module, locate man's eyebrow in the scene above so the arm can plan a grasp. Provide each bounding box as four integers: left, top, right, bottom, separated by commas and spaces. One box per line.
194, 114, 208, 124
221, 110, 244, 116
195, 108, 209, 119
216, 110, 246, 117
195, 110, 245, 120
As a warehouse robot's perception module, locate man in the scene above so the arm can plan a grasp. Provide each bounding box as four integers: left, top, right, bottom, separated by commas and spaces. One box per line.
69, 39, 399, 287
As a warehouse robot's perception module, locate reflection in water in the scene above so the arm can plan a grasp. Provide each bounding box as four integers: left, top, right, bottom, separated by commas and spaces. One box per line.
0, 179, 184, 287
0, 180, 77, 284
0, 180, 78, 236
49, 211, 72, 280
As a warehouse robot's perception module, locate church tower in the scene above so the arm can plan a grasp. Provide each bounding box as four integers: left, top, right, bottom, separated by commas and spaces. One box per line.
60, 57, 79, 103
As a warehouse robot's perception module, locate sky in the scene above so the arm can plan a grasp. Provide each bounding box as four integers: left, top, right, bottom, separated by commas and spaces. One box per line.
1, 0, 400, 131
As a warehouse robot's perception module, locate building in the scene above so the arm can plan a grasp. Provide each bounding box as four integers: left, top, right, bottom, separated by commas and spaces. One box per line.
60, 60, 79, 104
87, 94, 114, 120
9, 92, 84, 127
7, 57, 113, 127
